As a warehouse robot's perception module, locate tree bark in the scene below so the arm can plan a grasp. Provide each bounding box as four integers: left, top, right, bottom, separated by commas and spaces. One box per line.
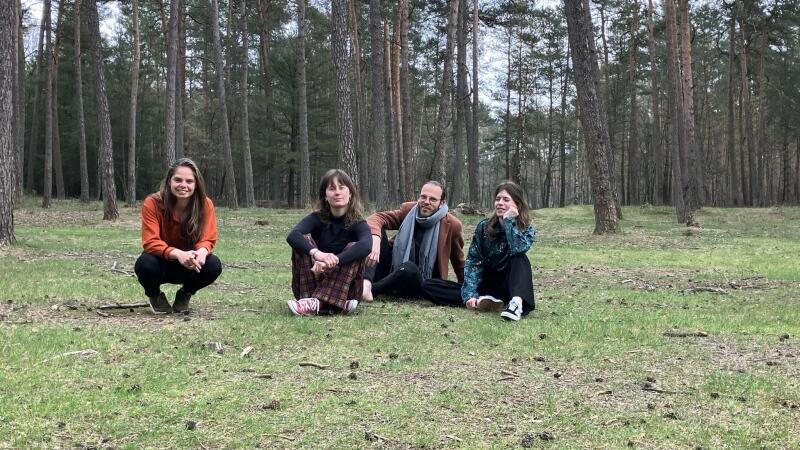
725, 10, 741, 206
626, 0, 639, 205
646, 0, 664, 205
350, 0, 370, 200
369, 0, 388, 207
240, 0, 255, 207
678, 0, 701, 217
384, 21, 398, 204
468, 0, 479, 204
210, 0, 238, 208
391, 17, 405, 201
432, 0, 458, 187
86, 0, 119, 220
296, 0, 310, 206
51, 0, 66, 199
175, 0, 186, 159
739, 18, 757, 206
452, 0, 468, 206
1, 0, 15, 245
164, 0, 179, 168
564, 0, 619, 234
558, 61, 569, 207
42, 0, 53, 208
74, 0, 89, 203
663, 0, 687, 221
11, 0, 21, 202
127, 0, 141, 205
756, 18, 768, 206
331, 0, 358, 182
26, 7, 46, 194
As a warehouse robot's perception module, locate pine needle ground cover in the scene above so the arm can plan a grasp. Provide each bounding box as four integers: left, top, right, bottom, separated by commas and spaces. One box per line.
1, 200, 798, 449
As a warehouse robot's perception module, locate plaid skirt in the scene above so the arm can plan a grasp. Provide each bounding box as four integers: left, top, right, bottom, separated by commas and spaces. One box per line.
291, 235, 365, 310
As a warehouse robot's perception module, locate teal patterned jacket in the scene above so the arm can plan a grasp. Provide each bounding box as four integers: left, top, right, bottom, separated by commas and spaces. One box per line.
461, 217, 535, 302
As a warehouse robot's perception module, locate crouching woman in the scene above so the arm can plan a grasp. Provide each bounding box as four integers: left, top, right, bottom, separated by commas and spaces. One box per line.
134, 158, 222, 314
286, 169, 371, 316
462, 181, 536, 321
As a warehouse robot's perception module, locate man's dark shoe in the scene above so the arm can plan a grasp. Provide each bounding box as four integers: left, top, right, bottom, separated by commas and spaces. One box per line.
173, 289, 192, 314
148, 292, 172, 315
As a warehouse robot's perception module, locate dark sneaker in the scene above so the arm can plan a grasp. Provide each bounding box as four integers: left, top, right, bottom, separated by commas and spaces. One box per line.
173, 289, 192, 313
342, 299, 359, 315
148, 292, 172, 315
288, 298, 320, 316
476, 295, 505, 312
500, 296, 523, 321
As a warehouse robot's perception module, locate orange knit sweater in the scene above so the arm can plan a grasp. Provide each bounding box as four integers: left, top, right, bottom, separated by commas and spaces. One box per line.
141, 195, 218, 259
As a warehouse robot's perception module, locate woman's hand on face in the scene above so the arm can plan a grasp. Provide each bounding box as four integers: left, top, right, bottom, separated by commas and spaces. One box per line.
503, 205, 519, 220
465, 298, 478, 309
314, 251, 339, 267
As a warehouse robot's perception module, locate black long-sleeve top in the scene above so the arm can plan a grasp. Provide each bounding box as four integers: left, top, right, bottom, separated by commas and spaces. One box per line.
286, 212, 372, 265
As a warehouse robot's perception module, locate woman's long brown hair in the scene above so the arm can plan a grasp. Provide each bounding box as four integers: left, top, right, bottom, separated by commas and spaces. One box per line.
152, 158, 208, 245
486, 180, 531, 241
314, 169, 364, 228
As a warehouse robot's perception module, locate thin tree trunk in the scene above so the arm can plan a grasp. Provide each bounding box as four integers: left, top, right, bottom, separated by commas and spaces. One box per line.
164, 0, 179, 168
296, 0, 310, 206
86, 0, 118, 220
384, 21, 398, 204
432, 0, 458, 187
626, 0, 639, 205
399, 0, 414, 200
370, 0, 388, 207
558, 62, 568, 207
726, 10, 741, 206
331, 0, 357, 181
175, 0, 186, 159
756, 19, 768, 206
74, 0, 89, 202
127, 0, 141, 205
664, 0, 687, 221
452, 0, 467, 206
1, 0, 15, 245
51, 0, 65, 199
240, 0, 255, 207
646, 0, 663, 205
564, 0, 619, 234
256, 0, 271, 201
14, 0, 24, 200
26, 7, 46, 193
678, 0, 700, 218
739, 19, 757, 206
210, 0, 238, 208
42, 0, 53, 208
504, 30, 512, 180
468, 0, 479, 204
350, 0, 370, 200
11, 0, 21, 202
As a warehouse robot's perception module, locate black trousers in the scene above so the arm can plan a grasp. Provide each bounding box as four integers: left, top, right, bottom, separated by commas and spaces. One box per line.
476, 254, 535, 315
134, 252, 223, 297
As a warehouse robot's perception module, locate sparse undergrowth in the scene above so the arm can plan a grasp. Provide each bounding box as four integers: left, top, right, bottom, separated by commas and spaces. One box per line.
1, 198, 799, 449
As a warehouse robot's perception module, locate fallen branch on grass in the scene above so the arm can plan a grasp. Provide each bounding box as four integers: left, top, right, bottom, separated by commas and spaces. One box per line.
299, 361, 329, 369
683, 287, 726, 295
96, 311, 111, 318
110, 261, 134, 276
41, 349, 99, 363
263, 433, 295, 442
99, 303, 149, 310
663, 330, 708, 338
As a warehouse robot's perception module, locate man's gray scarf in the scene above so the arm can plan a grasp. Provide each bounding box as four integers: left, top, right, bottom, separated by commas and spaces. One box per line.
392, 203, 449, 279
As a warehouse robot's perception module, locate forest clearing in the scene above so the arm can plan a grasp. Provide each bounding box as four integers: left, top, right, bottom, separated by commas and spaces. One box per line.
1, 200, 798, 448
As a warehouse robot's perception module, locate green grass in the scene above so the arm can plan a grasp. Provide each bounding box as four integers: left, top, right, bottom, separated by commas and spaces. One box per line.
1, 198, 799, 448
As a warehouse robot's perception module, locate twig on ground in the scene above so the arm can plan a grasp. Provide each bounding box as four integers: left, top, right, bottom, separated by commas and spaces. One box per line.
663, 330, 708, 338
110, 261, 134, 276
683, 287, 726, 294
500, 370, 519, 377
222, 263, 250, 269
299, 361, 329, 369
96, 311, 111, 318
263, 433, 295, 442
446, 435, 462, 442
99, 303, 149, 310
40, 349, 99, 363
642, 385, 686, 395
497, 376, 517, 382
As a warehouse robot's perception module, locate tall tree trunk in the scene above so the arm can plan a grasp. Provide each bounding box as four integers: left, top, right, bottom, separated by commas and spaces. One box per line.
255, 0, 271, 201
42, 0, 53, 208
564, 0, 619, 234
558, 62, 568, 207
468, 0, 479, 204
240, 0, 255, 207
626, 0, 639, 205
369, 0, 388, 207
399, 0, 414, 200
678, 0, 701, 218
14, 0, 24, 200
11, 0, 20, 202
350, 0, 370, 200
331, 0, 357, 181
756, 19, 768, 206
646, 0, 664, 205
296, 0, 310, 206
663, 0, 687, 221
726, 10, 741, 206
175, 0, 186, 159
739, 20, 757, 206
164, 0, 180, 167
1, 0, 15, 245
432, 0, 458, 187
86, 0, 119, 220
210, 0, 238, 208
127, 0, 141, 205
74, 0, 89, 202
504, 30, 512, 180
452, 0, 467, 206
51, 0, 65, 199
384, 22, 398, 204
26, 8, 46, 193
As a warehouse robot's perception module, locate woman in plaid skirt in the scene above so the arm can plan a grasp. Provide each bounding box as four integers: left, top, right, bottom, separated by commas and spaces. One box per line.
286, 169, 371, 315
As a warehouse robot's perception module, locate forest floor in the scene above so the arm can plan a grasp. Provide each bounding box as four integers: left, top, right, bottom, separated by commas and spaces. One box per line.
1, 199, 799, 449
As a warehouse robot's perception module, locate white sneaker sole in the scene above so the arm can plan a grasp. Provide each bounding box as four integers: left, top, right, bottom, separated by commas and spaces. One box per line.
477, 295, 505, 312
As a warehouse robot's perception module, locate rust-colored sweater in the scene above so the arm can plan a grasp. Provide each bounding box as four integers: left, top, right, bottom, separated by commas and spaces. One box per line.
141, 195, 218, 259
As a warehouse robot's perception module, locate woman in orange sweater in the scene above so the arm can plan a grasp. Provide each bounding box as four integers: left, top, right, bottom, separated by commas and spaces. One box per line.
134, 158, 222, 314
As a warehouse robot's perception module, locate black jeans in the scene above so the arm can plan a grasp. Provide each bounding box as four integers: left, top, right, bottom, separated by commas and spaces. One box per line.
134, 252, 223, 297
476, 254, 535, 315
